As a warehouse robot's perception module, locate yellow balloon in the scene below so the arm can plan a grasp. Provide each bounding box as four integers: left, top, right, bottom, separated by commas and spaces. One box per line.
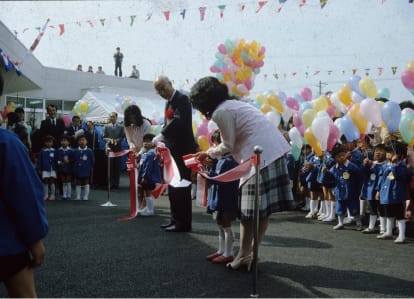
198, 135, 210, 151
302, 109, 317, 128
256, 94, 267, 105
267, 94, 284, 113
348, 103, 368, 134
80, 101, 88, 113
192, 121, 197, 136
260, 103, 273, 114
313, 96, 329, 112
406, 60, 414, 71
359, 77, 377, 98
304, 128, 323, 156
338, 84, 352, 106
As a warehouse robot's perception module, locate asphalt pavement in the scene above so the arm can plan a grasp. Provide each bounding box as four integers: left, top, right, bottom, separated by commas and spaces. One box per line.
1, 173, 413, 298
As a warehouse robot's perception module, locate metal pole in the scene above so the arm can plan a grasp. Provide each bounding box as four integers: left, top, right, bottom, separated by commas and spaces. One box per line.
251, 145, 263, 298
101, 150, 117, 207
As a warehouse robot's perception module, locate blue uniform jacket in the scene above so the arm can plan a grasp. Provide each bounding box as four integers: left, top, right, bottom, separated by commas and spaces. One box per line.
316, 151, 336, 187
329, 160, 361, 201
36, 147, 57, 172
207, 156, 240, 212
299, 152, 314, 187
57, 147, 74, 174
73, 147, 95, 178
361, 161, 385, 200
350, 148, 364, 169
0, 129, 48, 256
378, 162, 410, 205
138, 149, 162, 184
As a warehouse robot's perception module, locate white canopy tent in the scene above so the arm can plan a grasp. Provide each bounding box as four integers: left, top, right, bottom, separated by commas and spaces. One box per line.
77, 90, 165, 123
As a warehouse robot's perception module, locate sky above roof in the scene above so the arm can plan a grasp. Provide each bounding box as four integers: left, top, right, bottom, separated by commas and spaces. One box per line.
1, 0, 413, 102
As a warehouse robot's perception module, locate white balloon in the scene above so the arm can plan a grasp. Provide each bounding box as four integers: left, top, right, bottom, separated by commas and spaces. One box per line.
265, 111, 281, 128
288, 127, 303, 149
312, 116, 331, 151
207, 120, 218, 133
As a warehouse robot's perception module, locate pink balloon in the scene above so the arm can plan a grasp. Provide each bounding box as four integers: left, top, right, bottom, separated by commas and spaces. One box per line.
286, 97, 299, 112
401, 70, 414, 90
292, 112, 303, 128
210, 65, 220, 73
326, 105, 336, 119
300, 87, 313, 102
245, 78, 253, 90
258, 46, 266, 56
218, 44, 227, 55
296, 124, 305, 137
62, 115, 71, 127
327, 124, 340, 151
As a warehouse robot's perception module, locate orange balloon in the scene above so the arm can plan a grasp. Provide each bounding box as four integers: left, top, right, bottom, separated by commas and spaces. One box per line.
338, 84, 352, 106
304, 128, 323, 156
197, 135, 210, 151
406, 60, 414, 71
267, 94, 284, 113
260, 103, 273, 114
348, 103, 368, 134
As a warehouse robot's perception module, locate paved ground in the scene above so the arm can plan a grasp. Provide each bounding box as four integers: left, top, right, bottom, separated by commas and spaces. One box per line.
1, 173, 413, 298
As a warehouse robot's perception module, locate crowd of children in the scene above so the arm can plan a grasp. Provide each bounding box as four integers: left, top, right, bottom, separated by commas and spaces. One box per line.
292, 135, 413, 244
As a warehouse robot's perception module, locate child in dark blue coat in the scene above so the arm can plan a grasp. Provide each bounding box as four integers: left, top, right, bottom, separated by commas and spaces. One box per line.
360, 144, 387, 233
56, 135, 74, 200
137, 134, 162, 216
205, 130, 239, 264
376, 142, 411, 243
328, 144, 362, 230
73, 134, 94, 200
36, 135, 57, 200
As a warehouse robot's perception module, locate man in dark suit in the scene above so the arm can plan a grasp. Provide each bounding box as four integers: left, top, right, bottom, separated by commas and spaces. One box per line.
102, 112, 125, 189
154, 76, 197, 232
39, 104, 65, 148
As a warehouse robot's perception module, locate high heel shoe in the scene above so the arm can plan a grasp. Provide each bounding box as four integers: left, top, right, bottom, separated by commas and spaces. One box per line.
226, 255, 252, 271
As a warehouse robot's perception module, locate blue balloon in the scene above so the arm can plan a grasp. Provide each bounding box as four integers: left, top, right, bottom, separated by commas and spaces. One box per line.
348, 75, 365, 98
341, 115, 360, 142
299, 102, 313, 118
277, 91, 287, 102
382, 101, 401, 132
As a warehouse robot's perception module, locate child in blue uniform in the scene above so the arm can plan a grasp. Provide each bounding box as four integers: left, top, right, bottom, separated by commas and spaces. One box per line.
328, 144, 362, 230
137, 134, 162, 216
376, 142, 410, 243
205, 130, 239, 264
73, 135, 94, 200
361, 144, 387, 233
56, 135, 73, 200
36, 135, 57, 200
317, 151, 336, 222
303, 151, 323, 219
299, 145, 314, 215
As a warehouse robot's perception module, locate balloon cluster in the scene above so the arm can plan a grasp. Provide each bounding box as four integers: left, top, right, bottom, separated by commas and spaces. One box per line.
210, 38, 265, 97
114, 95, 136, 114
72, 100, 93, 116
401, 60, 414, 96
1, 102, 15, 120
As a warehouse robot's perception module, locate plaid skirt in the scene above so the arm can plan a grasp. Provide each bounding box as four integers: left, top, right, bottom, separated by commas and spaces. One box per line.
239, 155, 294, 221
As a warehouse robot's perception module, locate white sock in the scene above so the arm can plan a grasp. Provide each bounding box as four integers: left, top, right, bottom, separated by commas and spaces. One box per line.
223, 226, 235, 257
76, 185, 81, 200
338, 215, 345, 226
66, 182, 72, 198
360, 200, 367, 216
43, 184, 49, 198
318, 200, 324, 215
50, 184, 55, 198
191, 184, 196, 198
146, 197, 154, 213
397, 219, 406, 241
385, 217, 395, 236
379, 216, 386, 233
217, 226, 225, 254
368, 215, 377, 230
83, 184, 90, 200
324, 201, 330, 215
62, 183, 67, 198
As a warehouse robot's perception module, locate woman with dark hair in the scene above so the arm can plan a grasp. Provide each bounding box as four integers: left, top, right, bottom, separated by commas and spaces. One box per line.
190, 76, 294, 271
124, 105, 152, 213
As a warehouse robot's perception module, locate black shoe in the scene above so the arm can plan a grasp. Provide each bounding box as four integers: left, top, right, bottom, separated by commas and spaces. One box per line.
165, 225, 191, 233
160, 222, 174, 229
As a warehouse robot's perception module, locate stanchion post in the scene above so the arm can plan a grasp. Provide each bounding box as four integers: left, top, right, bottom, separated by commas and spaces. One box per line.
251, 145, 263, 298
101, 149, 117, 207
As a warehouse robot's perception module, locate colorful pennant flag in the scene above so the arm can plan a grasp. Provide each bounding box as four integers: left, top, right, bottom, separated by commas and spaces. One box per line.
320, 0, 329, 8
199, 7, 206, 21
352, 69, 357, 75
117, 16, 122, 22
130, 15, 136, 26
218, 5, 226, 18
391, 66, 397, 74
145, 13, 152, 22
299, 0, 307, 7
180, 9, 186, 20
58, 24, 65, 36
163, 11, 170, 21
378, 67, 383, 76
99, 18, 106, 26
87, 20, 94, 27
240, 3, 246, 11
256, 1, 267, 13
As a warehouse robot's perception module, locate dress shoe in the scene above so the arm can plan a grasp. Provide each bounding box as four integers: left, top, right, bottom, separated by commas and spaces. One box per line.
164, 225, 191, 232
212, 255, 234, 264
226, 255, 252, 271
160, 222, 174, 229
206, 252, 222, 261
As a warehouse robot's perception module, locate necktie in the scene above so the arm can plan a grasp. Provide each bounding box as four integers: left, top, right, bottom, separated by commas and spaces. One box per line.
52, 119, 55, 126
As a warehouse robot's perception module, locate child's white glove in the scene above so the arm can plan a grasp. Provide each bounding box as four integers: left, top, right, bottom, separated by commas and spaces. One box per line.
152, 134, 164, 145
